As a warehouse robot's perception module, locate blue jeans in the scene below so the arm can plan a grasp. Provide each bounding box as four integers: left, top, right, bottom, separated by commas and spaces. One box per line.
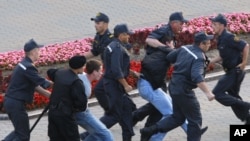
75, 109, 113, 141
138, 78, 187, 141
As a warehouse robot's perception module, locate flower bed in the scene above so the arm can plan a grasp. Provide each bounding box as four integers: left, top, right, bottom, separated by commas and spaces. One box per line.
1, 12, 250, 112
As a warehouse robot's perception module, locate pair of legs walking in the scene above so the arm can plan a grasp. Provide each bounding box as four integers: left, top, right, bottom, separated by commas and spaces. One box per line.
213, 68, 250, 123
137, 78, 187, 140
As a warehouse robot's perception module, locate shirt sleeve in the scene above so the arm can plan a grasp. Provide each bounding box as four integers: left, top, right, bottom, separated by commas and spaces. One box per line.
70, 79, 87, 112
110, 47, 124, 79
24, 65, 50, 88
147, 26, 166, 40
191, 58, 205, 84
228, 34, 247, 51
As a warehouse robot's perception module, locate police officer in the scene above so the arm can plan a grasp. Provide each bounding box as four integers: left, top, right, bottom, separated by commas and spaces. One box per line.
47, 55, 88, 141
83, 12, 113, 113
140, 31, 215, 141
133, 11, 187, 130
209, 14, 250, 124
3, 39, 52, 141
101, 24, 135, 141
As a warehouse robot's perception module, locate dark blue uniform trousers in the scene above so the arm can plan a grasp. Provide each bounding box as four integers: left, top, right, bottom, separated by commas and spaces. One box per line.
101, 78, 135, 140
3, 97, 30, 141
94, 77, 110, 112
156, 94, 202, 141
212, 68, 250, 121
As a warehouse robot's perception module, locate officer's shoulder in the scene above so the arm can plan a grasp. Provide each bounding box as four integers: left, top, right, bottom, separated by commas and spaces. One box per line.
109, 40, 119, 46
106, 41, 120, 51
225, 31, 240, 42
108, 33, 114, 39
157, 24, 169, 31
105, 31, 114, 38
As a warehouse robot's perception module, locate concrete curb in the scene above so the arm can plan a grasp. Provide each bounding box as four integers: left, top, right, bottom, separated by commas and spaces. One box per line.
1, 66, 250, 120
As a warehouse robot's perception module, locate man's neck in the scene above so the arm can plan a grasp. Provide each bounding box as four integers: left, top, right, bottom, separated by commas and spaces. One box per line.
86, 74, 94, 82
218, 28, 225, 36
98, 28, 108, 35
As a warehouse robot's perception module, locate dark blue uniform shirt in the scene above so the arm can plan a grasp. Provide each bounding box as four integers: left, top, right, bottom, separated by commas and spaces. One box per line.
5, 57, 50, 103
167, 45, 206, 94
103, 39, 130, 80
91, 29, 113, 60
146, 24, 175, 54
217, 29, 246, 69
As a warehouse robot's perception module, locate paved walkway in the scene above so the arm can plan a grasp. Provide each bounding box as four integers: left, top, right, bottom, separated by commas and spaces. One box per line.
1, 1, 250, 141
1, 72, 250, 141
1, 0, 250, 52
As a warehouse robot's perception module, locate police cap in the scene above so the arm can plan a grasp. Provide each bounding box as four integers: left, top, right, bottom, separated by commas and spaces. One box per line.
114, 24, 134, 36
169, 12, 188, 22
209, 13, 227, 26
194, 31, 214, 43
90, 12, 109, 23
24, 39, 43, 52
69, 55, 86, 69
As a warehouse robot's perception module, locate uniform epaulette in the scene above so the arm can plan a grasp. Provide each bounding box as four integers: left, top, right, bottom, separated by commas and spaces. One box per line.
233, 34, 240, 42
109, 34, 114, 38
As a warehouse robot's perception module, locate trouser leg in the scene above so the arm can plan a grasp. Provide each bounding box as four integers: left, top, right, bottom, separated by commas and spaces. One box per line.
213, 71, 250, 121
3, 97, 30, 141
94, 78, 110, 112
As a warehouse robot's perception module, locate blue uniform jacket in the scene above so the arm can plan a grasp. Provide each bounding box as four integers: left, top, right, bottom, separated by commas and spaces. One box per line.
91, 29, 113, 60
167, 45, 206, 95
217, 29, 246, 70
5, 57, 50, 103
103, 39, 130, 80
146, 24, 175, 54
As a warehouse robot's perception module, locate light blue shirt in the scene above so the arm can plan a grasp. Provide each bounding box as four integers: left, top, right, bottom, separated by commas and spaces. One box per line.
78, 72, 92, 98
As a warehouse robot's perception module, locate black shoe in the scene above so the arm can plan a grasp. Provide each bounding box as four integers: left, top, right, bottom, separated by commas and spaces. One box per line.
140, 125, 158, 141
245, 115, 250, 125
80, 132, 89, 141
123, 136, 132, 141
201, 126, 208, 135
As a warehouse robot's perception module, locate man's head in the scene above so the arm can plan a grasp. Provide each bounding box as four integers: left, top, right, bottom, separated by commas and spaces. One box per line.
169, 12, 188, 34
114, 24, 133, 43
194, 31, 214, 52
24, 39, 43, 61
69, 55, 86, 74
91, 12, 109, 35
210, 13, 227, 35
85, 59, 102, 81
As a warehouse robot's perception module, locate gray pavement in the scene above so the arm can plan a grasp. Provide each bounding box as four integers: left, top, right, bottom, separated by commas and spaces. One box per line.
1, 0, 250, 52
1, 0, 250, 141
1, 72, 250, 141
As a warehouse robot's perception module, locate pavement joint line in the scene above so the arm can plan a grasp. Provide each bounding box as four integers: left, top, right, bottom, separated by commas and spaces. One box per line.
1, 66, 250, 120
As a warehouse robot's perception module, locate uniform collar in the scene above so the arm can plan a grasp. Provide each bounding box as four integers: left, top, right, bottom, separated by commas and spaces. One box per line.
218, 29, 227, 38
193, 45, 204, 53
96, 29, 110, 36
24, 56, 33, 63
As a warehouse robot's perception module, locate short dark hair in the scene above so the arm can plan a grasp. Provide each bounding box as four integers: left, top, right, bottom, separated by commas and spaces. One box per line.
85, 59, 102, 74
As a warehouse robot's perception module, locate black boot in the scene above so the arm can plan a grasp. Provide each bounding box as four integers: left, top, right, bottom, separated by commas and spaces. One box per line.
123, 136, 132, 141
140, 125, 159, 141
201, 126, 208, 135
245, 114, 250, 125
